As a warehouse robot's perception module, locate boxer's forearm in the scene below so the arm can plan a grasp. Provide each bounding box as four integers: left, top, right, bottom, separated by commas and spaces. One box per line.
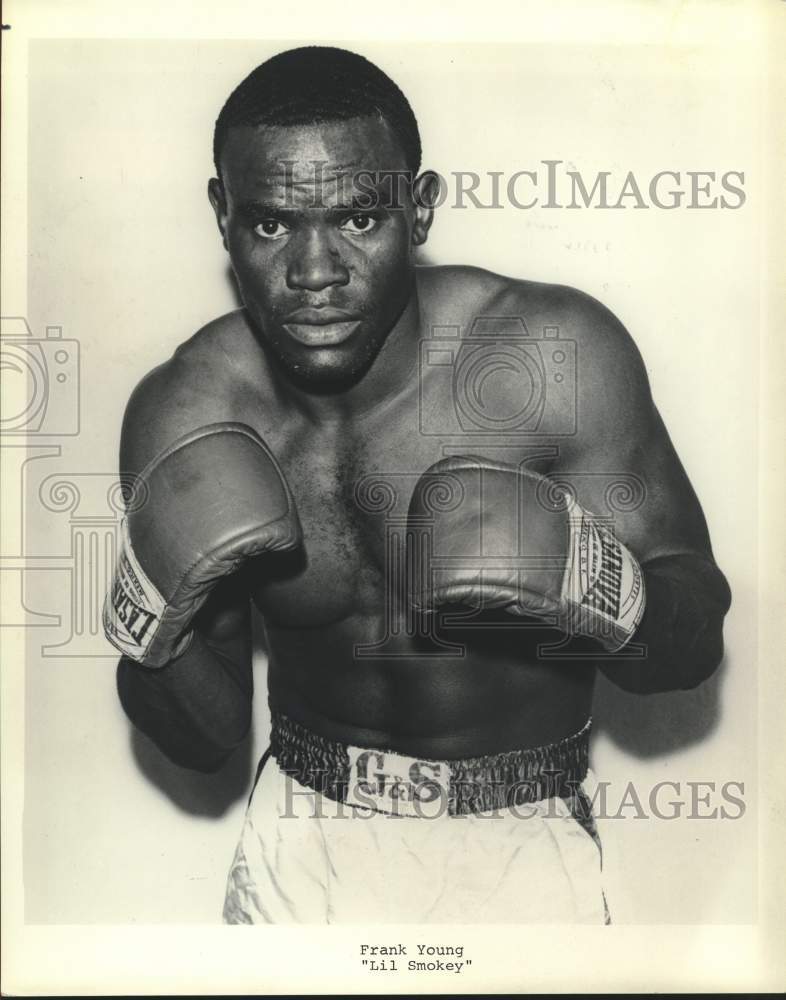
116, 628, 253, 772
597, 553, 732, 694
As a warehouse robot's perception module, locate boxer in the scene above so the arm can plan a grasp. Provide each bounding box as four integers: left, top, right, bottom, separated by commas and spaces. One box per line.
104, 46, 731, 923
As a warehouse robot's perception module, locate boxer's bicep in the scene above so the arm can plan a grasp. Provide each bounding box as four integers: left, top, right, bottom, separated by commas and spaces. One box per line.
554, 297, 715, 567
569, 402, 714, 566
548, 300, 730, 689
120, 358, 210, 477
115, 362, 256, 768
120, 336, 244, 479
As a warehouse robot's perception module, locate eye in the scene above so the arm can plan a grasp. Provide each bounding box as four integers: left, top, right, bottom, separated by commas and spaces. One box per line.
253, 219, 289, 239
341, 213, 378, 235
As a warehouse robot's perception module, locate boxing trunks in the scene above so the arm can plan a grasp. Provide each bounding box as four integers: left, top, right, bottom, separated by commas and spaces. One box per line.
223, 711, 609, 923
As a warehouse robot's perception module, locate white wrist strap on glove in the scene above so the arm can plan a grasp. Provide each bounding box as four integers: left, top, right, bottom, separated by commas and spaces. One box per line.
103, 517, 168, 664
560, 493, 646, 651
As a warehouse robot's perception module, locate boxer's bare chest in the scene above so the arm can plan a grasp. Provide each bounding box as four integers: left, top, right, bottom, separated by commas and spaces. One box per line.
239, 370, 594, 750
246, 373, 559, 629
227, 272, 574, 629
249, 387, 443, 625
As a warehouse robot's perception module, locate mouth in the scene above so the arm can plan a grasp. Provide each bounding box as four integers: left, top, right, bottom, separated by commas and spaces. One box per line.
282, 309, 362, 347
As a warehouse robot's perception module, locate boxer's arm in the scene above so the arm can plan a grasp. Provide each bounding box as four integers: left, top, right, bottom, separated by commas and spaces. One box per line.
554, 293, 731, 693
116, 573, 253, 772
113, 361, 255, 771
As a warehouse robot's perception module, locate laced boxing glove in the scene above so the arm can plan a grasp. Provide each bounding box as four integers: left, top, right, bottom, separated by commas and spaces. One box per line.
103, 421, 301, 668
408, 456, 646, 651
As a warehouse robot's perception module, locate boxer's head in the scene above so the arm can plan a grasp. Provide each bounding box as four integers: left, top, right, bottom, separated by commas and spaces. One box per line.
209, 46, 438, 389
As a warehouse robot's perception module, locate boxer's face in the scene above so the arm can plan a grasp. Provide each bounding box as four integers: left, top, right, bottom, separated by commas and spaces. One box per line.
209, 117, 433, 389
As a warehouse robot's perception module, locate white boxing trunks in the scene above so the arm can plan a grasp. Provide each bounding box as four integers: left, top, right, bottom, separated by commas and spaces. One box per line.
223, 711, 609, 924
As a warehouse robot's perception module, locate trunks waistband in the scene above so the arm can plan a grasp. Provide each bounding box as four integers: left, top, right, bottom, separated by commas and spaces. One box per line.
268, 710, 591, 817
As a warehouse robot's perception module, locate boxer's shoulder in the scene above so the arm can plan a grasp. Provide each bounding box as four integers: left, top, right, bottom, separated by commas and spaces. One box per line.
120, 309, 273, 474
511, 279, 653, 448
418, 265, 653, 448
510, 279, 655, 452
427, 267, 650, 410
419, 263, 639, 347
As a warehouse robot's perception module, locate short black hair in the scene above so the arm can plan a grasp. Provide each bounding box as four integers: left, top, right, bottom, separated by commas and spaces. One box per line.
213, 46, 422, 177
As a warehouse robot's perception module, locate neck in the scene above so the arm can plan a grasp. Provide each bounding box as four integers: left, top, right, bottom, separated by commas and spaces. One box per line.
273, 277, 423, 425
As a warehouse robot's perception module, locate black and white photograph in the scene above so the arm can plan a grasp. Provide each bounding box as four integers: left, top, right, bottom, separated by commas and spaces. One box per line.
2, 0, 784, 994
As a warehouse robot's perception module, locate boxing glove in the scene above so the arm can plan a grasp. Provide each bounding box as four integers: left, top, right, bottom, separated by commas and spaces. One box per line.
408, 456, 646, 651
103, 422, 301, 668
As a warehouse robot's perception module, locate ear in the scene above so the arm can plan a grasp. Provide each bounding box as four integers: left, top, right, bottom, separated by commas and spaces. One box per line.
411, 171, 440, 247
207, 177, 229, 251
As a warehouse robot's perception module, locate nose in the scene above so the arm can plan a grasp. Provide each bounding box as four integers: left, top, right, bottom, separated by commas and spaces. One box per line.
286, 227, 350, 292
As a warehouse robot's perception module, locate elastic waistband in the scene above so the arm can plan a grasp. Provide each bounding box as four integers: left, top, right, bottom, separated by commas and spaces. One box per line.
269, 710, 591, 817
